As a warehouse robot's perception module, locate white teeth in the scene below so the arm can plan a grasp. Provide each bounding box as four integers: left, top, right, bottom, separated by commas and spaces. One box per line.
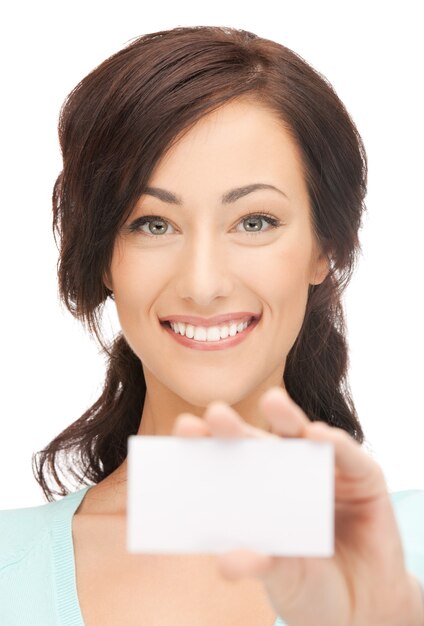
169, 319, 252, 342
205, 327, 219, 341
220, 325, 229, 339
194, 327, 207, 341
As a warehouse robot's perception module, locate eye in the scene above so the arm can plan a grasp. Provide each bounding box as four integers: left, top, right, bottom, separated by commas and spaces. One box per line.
236, 212, 282, 236
128, 216, 175, 237
126, 212, 283, 238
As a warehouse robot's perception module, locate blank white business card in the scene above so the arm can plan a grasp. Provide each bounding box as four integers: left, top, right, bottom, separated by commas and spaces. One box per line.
127, 436, 334, 557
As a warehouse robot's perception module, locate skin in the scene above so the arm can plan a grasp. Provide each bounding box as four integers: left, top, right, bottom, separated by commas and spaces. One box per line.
94, 98, 423, 624
104, 98, 328, 440
172, 390, 424, 625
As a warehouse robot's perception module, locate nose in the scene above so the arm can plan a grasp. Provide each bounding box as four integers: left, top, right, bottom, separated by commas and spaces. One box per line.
174, 231, 234, 306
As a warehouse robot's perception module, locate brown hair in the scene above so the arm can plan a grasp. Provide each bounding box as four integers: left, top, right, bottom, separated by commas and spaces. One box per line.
33, 25, 368, 501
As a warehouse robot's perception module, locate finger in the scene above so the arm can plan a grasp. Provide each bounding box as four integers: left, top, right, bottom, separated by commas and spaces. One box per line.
204, 401, 275, 439
307, 421, 384, 483
172, 413, 211, 437
258, 387, 310, 437
216, 549, 274, 581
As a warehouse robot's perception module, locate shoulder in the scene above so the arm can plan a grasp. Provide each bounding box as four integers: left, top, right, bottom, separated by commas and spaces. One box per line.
389, 489, 424, 584
390, 488, 424, 521
0, 498, 56, 570
0, 488, 88, 571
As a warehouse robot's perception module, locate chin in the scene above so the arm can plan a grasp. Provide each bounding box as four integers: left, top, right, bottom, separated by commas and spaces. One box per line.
171, 383, 253, 412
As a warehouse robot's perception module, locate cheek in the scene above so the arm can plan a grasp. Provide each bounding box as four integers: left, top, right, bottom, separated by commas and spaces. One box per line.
111, 233, 312, 322
255, 242, 312, 298
108, 255, 148, 324
260, 246, 311, 340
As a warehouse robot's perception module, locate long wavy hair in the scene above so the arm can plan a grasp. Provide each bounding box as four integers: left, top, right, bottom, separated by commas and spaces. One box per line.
32, 25, 368, 501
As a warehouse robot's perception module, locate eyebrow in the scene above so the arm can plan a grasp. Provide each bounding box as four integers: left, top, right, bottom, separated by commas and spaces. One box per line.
142, 183, 288, 205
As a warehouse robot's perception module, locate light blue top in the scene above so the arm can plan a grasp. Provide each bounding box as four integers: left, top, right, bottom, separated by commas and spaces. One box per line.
1, 486, 423, 625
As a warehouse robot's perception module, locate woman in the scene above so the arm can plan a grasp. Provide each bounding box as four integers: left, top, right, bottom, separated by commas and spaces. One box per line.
1, 25, 423, 626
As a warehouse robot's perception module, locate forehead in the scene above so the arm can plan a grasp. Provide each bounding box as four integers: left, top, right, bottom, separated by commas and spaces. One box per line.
148, 100, 308, 204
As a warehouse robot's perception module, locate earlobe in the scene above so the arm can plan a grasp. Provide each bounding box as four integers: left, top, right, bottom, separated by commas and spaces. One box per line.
103, 270, 113, 292
311, 253, 331, 285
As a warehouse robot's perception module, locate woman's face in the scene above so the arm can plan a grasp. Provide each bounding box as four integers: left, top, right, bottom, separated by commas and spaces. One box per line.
104, 99, 328, 416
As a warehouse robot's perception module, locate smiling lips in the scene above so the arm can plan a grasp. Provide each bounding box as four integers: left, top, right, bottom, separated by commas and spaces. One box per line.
161, 315, 260, 351
168, 317, 253, 341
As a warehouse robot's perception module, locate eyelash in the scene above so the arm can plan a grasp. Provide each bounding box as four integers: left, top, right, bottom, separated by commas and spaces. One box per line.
127, 212, 283, 238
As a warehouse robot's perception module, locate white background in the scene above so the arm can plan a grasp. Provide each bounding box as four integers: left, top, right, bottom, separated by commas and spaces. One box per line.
1, 0, 423, 509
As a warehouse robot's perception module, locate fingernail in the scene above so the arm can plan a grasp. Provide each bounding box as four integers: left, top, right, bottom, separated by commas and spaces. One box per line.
206, 400, 228, 411
266, 386, 288, 400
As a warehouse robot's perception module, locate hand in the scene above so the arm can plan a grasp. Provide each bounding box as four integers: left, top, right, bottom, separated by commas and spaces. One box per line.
171, 386, 424, 626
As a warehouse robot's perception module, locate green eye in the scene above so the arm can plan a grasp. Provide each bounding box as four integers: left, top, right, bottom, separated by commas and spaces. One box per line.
239, 213, 281, 235
127, 212, 282, 238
